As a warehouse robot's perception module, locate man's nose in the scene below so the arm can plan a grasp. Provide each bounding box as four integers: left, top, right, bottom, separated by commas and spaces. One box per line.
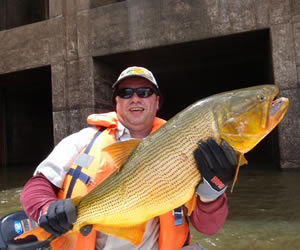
130, 92, 140, 100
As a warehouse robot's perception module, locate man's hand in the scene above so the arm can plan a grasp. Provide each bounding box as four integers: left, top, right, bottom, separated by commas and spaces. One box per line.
193, 138, 237, 200
38, 199, 77, 236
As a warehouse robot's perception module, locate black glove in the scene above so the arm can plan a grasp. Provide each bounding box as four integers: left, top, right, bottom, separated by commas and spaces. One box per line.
194, 138, 237, 199
38, 199, 77, 236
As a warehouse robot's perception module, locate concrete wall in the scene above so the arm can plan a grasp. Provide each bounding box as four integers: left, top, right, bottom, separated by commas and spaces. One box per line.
0, 0, 299, 168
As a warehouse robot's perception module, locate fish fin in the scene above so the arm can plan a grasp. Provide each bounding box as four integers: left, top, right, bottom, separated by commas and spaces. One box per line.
102, 140, 141, 172
71, 196, 82, 206
239, 154, 248, 166
93, 223, 146, 246
185, 194, 197, 216
230, 153, 247, 192
14, 226, 52, 242
51, 232, 78, 250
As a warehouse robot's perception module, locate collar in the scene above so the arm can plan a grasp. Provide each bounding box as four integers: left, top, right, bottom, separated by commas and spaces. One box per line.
116, 121, 132, 142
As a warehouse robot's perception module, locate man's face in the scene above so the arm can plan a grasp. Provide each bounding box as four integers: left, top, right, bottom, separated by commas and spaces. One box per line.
115, 77, 160, 137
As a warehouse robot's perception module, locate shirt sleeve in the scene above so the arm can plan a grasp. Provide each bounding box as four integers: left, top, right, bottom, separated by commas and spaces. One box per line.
189, 193, 228, 235
20, 173, 59, 222
34, 127, 98, 188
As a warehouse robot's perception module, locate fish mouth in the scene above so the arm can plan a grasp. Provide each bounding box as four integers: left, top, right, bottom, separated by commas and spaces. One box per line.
270, 98, 286, 116
268, 91, 289, 130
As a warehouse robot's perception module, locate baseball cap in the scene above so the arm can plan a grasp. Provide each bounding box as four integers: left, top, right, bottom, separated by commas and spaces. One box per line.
112, 66, 159, 90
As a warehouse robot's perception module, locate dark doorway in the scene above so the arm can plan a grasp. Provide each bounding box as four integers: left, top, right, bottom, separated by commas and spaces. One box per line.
0, 0, 49, 31
0, 66, 53, 170
96, 29, 279, 168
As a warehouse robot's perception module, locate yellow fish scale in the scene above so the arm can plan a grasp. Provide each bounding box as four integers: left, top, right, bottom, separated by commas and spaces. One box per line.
73, 102, 218, 230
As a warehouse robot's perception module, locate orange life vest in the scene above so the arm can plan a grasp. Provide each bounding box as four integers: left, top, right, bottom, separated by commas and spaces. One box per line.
57, 112, 191, 250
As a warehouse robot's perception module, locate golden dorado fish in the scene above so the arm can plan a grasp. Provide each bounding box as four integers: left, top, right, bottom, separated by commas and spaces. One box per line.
17, 84, 288, 249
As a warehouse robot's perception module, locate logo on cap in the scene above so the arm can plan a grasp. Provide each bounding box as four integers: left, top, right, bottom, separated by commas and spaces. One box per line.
131, 67, 144, 74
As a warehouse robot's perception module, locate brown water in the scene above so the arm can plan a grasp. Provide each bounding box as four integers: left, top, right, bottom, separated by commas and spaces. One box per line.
192, 165, 300, 250
1, 164, 300, 250
0, 165, 35, 215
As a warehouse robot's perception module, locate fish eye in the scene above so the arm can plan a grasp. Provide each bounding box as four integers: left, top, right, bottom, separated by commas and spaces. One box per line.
257, 94, 266, 102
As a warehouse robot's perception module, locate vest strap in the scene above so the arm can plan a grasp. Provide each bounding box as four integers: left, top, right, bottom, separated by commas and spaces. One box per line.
172, 206, 183, 226
84, 128, 104, 153
65, 127, 105, 198
67, 168, 90, 184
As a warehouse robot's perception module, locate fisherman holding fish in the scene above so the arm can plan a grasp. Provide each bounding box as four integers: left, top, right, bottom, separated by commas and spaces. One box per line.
20, 66, 237, 250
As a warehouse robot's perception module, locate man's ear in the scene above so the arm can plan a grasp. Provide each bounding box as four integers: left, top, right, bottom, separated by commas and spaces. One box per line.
156, 96, 160, 111
114, 96, 119, 110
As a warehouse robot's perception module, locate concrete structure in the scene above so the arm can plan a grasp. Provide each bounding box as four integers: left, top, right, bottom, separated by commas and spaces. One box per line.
0, 0, 299, 169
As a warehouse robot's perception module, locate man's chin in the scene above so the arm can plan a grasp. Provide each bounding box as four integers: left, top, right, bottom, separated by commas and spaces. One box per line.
127, 114, 147, 124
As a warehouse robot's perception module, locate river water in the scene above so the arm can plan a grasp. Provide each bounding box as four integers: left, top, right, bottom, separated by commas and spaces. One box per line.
1, 164, 300, 250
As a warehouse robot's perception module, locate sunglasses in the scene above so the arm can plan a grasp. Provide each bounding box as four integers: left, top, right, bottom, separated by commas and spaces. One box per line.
116, 87, 157, 99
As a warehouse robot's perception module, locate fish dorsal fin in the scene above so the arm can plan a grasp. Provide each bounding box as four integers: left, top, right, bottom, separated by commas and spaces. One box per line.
102, 139, 141, 172
230, 153, 248, 192
93, 222, 146, 246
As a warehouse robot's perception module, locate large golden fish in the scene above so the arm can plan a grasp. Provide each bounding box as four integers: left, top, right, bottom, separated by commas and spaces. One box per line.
18, 84, 289, 249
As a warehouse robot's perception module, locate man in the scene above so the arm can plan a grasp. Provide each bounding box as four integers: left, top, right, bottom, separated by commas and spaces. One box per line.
20, 66, 237, 250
